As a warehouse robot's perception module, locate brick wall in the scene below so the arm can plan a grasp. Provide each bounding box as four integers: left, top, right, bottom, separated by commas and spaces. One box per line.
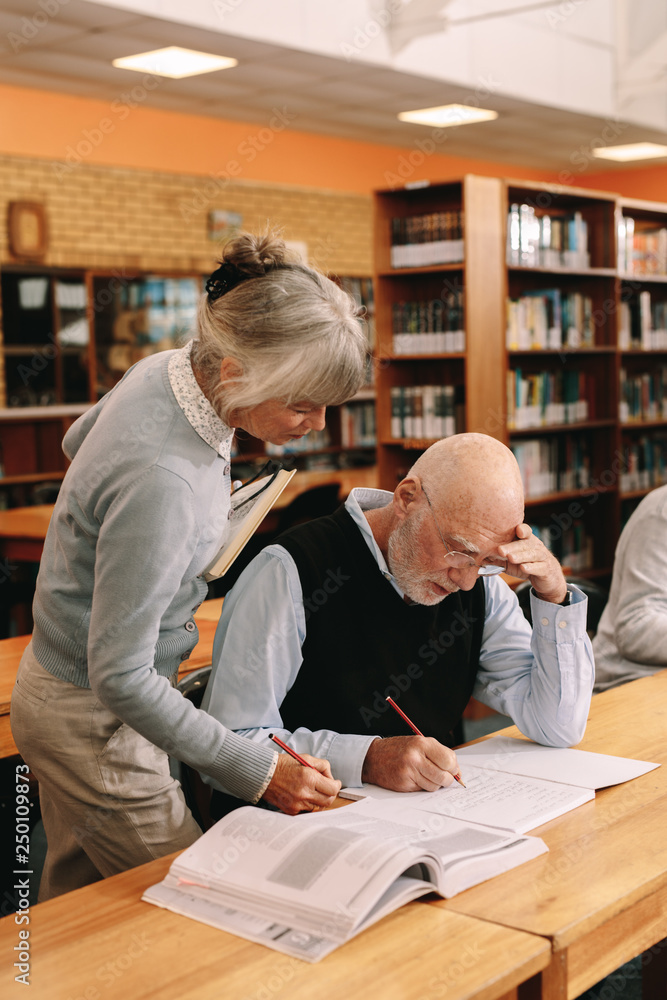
0, 153, 373, 402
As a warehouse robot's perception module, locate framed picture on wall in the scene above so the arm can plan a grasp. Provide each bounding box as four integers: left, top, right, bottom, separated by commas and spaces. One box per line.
7, 201, 49, 260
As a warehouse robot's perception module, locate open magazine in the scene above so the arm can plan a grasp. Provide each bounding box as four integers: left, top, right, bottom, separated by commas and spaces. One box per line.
143, 797, 547, 962
204, 464, 296, 580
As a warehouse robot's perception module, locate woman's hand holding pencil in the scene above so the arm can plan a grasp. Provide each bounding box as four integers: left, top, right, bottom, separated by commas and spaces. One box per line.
262, 734, 341, 815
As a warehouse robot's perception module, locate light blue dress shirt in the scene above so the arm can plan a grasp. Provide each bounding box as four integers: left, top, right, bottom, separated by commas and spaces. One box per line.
202, 488, 595, 791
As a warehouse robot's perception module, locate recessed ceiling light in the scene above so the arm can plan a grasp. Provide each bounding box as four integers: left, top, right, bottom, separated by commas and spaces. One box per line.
592, 142, 667, 162
398, 104, 498, 128
112, 46, 237, 79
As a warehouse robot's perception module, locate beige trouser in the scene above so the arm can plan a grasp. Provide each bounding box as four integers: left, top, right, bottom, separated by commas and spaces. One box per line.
10, 642, 201, 901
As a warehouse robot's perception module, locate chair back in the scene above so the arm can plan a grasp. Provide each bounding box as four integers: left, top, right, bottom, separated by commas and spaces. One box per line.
176, 667, 213, 829
275, 483, 340, 533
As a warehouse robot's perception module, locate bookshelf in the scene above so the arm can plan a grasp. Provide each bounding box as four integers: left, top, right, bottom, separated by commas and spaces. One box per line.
503, 179, 619, 577
616, 196, 667, 527
373, 175, 667, 580
374, 174, 505, 489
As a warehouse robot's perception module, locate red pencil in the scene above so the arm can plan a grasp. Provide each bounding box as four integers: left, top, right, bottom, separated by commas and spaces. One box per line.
269, 733, 318, 770
385, 696, 466, 788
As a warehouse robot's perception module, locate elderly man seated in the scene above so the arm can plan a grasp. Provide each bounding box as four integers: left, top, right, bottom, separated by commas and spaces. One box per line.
202, 433, 594, 802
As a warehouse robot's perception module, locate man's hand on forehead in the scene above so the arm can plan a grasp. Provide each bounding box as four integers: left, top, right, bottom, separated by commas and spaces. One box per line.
498, 523, 568, 605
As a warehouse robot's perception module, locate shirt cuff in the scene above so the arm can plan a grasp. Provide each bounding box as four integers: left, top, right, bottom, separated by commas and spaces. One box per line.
210, 728, 278, 802
325, 733, 381, 787
530, 586, 587, 641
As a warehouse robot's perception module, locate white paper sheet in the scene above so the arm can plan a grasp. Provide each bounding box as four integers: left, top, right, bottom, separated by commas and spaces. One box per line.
456, 736, 660, 789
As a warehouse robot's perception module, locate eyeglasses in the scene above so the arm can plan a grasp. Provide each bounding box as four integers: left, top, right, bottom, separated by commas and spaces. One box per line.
231, 459, 282, 513
420, 485, 507, 577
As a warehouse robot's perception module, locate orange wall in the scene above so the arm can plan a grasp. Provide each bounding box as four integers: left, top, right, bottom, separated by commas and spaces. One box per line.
574, 164, 667, 202
3, 83, 667, 201
1, 83, 553, 195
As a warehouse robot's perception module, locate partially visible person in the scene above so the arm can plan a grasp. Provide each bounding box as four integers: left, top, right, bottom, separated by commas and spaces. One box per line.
11, 231, 367, 899
202, 433, 595, 804
593, 484, 667, 691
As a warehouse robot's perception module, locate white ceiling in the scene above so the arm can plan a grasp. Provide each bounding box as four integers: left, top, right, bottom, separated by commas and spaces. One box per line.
1, 0, 667, 174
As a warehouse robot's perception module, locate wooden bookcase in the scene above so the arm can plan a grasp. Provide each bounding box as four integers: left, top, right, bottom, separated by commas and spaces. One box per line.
615, 196, 667, 530
503, 179, 619, 578
374, 174, 506, 490
374, 174, 667, 579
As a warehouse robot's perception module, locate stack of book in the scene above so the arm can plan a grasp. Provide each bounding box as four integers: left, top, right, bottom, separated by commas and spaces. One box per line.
619, 366, 667, 423
339, 400, 376, 448
511, 435, 592, 499
389, 384, 458, 440
507, 369, 591, 429
506, 289, 594, 350
618, 291, 667, 350
340, 276, 376, 383
392, 294, 465, 354
506, 204, 589, 270
620, 432, 667, 492
618, 216, 667, 276
390, 212, 464, 268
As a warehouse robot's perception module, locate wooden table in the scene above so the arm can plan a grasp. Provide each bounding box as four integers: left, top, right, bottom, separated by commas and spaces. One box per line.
0, 467, 378, 564
0, 504, 53, 562
0, 604, 220, 759
443, 670, 667, 1000
0, 850, 550, 1000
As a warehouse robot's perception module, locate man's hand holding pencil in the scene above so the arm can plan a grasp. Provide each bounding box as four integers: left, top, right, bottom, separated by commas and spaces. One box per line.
360, 696, 465, 792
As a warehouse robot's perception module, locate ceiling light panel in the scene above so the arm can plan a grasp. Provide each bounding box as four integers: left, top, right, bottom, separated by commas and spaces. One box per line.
592, 142, 667, 161
112, 47, 237, 79
398, 104, 498, 127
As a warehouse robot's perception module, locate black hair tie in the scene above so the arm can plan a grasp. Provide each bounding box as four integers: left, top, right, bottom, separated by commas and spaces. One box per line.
205, 262, 247, 301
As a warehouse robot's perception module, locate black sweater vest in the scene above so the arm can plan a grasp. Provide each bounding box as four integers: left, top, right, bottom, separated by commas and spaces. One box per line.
277, 505, 486, 746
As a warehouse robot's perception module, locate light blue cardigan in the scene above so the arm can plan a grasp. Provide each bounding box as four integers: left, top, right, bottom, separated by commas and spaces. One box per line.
31, 349, 275, 801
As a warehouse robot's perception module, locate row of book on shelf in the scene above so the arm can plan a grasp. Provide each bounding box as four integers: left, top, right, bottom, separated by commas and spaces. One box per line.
339, 401, 376, 448
506, 289, 593, 351
390, 212, 463, 268
390, 384, 460, 440
619, 366, 667, 424
618, 293, 667, 350
507, 370, 591, 430
530, 520, 593, 573
620, 433, 667, 493
511, 435, 592, 500
506, 204, 590, 270
392, 295, 465, 355
617, 216, 667, 276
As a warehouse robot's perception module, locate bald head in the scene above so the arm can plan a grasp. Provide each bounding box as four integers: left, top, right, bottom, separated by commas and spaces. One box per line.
409, 434, 524, 536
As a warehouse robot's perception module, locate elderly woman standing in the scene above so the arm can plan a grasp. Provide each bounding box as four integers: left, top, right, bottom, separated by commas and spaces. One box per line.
11, 232, 367, 899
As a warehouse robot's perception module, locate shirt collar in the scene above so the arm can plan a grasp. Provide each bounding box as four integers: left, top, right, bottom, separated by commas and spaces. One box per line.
168, 340, 234, 459
344, 488, 407, 599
